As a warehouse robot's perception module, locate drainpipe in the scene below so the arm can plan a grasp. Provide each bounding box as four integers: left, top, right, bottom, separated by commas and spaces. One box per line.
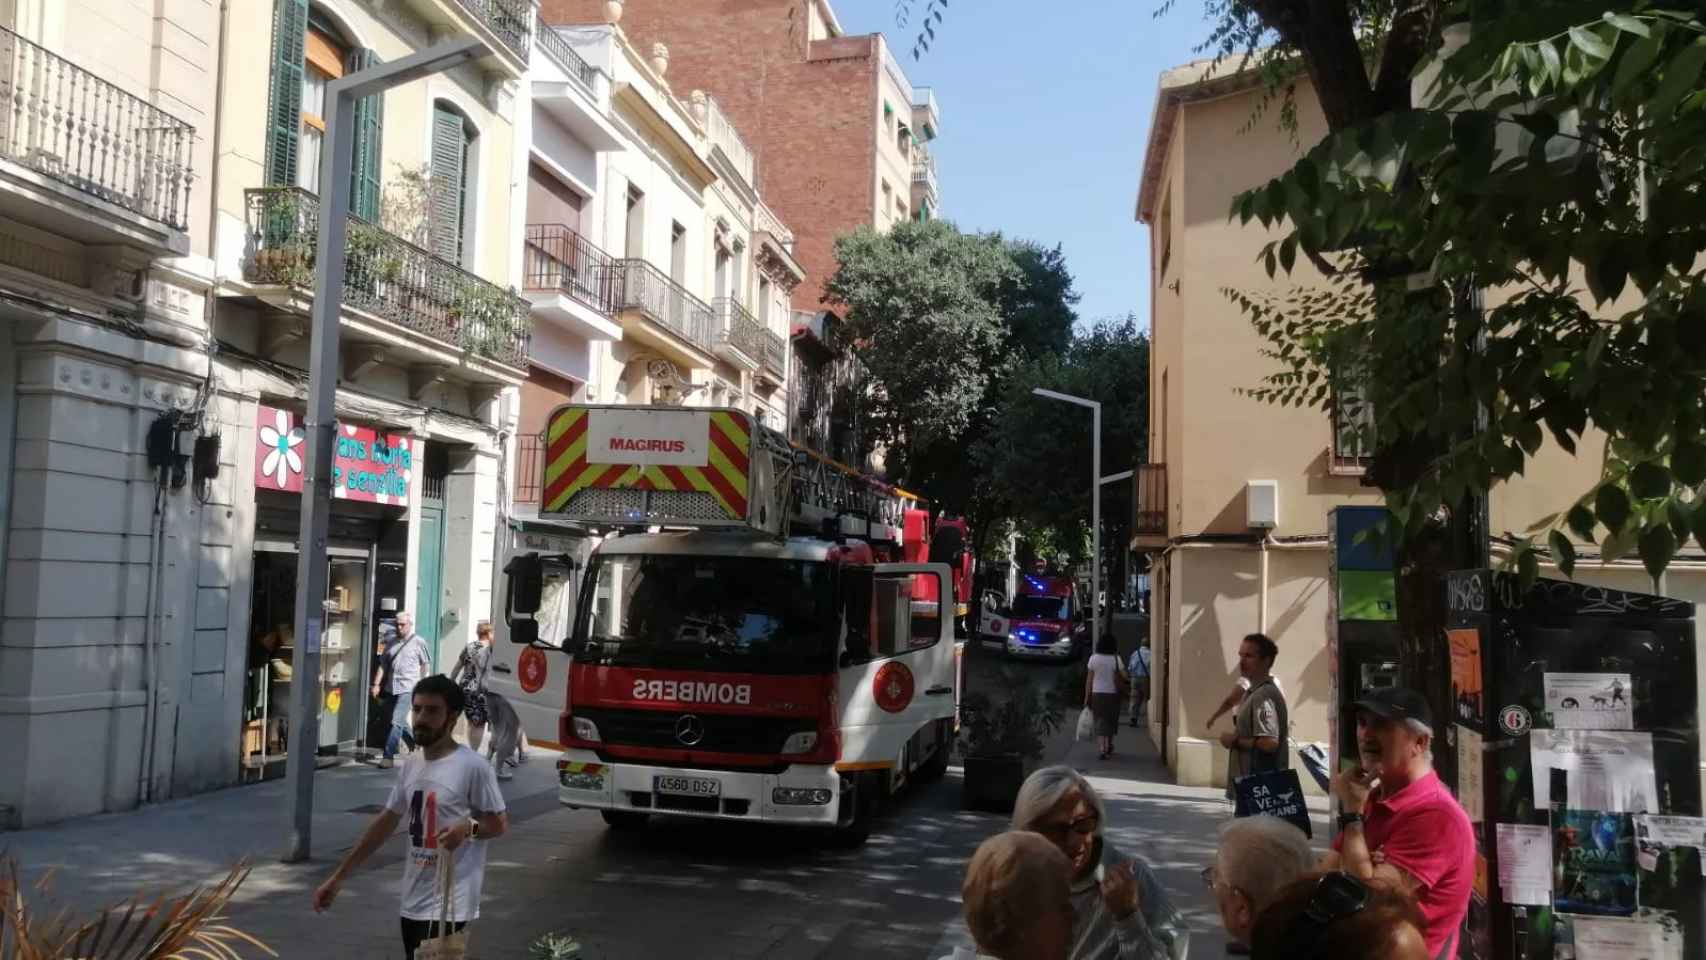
1257, 534, 1269, 635
139, 478, 167, 802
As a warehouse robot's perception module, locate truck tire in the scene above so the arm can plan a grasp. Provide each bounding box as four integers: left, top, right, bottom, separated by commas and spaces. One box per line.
914, 721, 952, 784
830, 774, 874, 848
601, 810, 649, 831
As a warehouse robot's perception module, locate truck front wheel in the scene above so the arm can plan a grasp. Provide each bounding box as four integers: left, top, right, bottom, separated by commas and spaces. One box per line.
914, 720, 953, 784
829, 774, 873, 848
601, 810, 649, 831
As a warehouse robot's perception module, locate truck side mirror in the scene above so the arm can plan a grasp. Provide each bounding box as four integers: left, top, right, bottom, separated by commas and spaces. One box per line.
509, 618, 539, 646
504, 552, 544, 628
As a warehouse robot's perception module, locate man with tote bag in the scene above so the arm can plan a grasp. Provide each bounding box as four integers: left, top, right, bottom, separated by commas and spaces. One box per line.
313, 674, 508, 959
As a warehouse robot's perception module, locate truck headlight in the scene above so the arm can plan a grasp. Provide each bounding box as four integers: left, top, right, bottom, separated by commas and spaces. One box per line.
773, 787, 833, 805
572, 716, 601, 743
780, 731, 818, 755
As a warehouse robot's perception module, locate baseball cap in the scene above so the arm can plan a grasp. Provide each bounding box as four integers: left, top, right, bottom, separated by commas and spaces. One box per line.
1351, 687, 1434, 729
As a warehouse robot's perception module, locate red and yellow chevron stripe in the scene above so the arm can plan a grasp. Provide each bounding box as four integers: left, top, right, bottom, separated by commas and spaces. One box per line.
540, 406, 752, 521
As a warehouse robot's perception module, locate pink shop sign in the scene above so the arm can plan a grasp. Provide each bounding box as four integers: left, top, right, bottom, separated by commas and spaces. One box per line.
254, 404, 414, 507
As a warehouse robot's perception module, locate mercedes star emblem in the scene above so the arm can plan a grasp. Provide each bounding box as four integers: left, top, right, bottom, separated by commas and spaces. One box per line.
675, 714, 705, 747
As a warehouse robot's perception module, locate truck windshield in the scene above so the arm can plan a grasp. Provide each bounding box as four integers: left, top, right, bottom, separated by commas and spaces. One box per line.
576, 554, 837, 675
1012, 595, 1070, 621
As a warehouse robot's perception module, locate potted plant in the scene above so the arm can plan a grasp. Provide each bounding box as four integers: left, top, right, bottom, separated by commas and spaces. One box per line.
957, 665, 1069, 813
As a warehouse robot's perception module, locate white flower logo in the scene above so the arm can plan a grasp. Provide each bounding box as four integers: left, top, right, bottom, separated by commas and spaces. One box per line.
259, 408, 305, 486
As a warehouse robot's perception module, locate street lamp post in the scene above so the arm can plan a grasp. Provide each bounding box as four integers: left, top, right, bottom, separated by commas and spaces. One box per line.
1032, 389, 1103, 654
284, 36, 489, 864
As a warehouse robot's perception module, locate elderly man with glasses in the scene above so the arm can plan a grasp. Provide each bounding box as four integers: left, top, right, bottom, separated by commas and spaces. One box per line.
1010, 766, 1188, 960
1202, 815, 1315, 955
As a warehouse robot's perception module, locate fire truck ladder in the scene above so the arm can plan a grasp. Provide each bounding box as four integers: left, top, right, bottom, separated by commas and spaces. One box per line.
782, 443, 914, 544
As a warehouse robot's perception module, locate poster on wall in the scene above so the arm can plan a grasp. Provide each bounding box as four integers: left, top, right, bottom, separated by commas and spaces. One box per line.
1449, 628, 1485, 729
255, 405, 415, 507
1530, 730, 1657, 813
1457, 725, 1485, 825
1552, 811, 1638, 916
1544, 672, 1635, 730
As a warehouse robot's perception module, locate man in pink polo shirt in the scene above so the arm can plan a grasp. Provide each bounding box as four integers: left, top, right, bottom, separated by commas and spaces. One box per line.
1324, 687, 1474, 960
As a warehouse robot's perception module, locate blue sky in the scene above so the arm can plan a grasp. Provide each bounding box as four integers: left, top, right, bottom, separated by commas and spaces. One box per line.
837, 0, 1209, 330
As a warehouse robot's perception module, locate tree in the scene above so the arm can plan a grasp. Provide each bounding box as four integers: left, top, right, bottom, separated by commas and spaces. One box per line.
824, 219, 1016, 485
976, 316, 1150, 576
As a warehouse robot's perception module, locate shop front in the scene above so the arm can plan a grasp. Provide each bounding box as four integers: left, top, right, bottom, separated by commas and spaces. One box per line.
241, 404, 415, 781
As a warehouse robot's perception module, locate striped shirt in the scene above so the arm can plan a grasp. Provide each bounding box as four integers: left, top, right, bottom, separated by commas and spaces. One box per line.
1069, 843, 1189, 960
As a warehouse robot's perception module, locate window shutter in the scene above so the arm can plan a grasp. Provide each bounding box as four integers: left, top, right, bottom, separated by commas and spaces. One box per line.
263, 0, 308, 186
348, 48, 384, 221
429, 105, 467, 262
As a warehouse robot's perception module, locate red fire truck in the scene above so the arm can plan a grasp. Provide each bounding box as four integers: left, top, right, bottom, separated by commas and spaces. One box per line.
502, 405, 960, 843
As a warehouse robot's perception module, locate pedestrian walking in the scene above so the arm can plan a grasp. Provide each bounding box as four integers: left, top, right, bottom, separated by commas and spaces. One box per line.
1084, 636, 1128, 760
1324, 687, 1475, 959
1011, 766, 1188, 960
946, 831, 1077, 960
1250, 872, 1430, 960
1126, 642, 1151, 727
1218, 633, 1289, 801
1204, 814, 1314, 955
450, 621, 494, 754
312, 675, 509, 959
374, 610, 431, 769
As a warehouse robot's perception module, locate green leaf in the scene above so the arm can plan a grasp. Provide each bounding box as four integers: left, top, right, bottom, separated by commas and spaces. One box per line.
1570, 25, 1615, 63
1630, 460, 1671, 500
1586, 328, 1610, 368
1602, 13, 1651, 38
1614, 32, 1664, 97
1672, 442, 1706, 485
1264, 247, 1277, 279
1596, 483, 1631, 533
1567, 504, 1597, 541
1602, 526, 1638, 563
1514, 417, 1544, 455
1279, 236, 1297, 274
1640, 523, 1678, 580
1669, 499, 1694, 540
1550, 529, 1578, 578
1692, 498, 1706, 550
1652, 41, 1706, 121
1518, 544, 1540, 589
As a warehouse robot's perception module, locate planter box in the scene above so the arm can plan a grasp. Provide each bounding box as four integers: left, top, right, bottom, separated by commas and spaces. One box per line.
961, 753, 1027, 814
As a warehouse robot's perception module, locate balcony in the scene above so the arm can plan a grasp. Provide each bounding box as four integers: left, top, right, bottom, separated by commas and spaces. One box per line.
700, 94, 754, 191
538, 26, 596, 90
712, 297, 765, 370
396, 0, 531, 76
0, 26, 194, 255
243, 186, 531, 371
532, 26, 624, 151
1131, 463, 1168, 550
612, 259, 715, 366
523, 224, 621, 341
758, 329, 786, 386
912, 146, 939, 208
912, 87, 941, 140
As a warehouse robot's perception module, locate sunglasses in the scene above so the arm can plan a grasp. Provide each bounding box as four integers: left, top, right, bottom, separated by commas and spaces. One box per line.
1281, 872, 1370, 956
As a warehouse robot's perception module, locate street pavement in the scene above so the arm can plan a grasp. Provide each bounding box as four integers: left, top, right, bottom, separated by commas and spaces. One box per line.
4, 648, 1326, 959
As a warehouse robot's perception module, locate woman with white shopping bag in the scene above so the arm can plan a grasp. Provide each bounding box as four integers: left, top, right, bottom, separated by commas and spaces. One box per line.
1083, 635, 1129, 761
312, 675, 509, 959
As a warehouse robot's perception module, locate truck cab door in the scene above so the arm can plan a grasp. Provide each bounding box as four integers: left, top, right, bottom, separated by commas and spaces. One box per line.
836, 563, 957, 777
488, 552, 580, 749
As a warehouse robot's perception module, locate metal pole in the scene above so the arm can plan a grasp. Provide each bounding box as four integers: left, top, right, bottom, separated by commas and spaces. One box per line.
283, 82, 356, 865
1091, 402, 1101, 655
280, 36, 488, 863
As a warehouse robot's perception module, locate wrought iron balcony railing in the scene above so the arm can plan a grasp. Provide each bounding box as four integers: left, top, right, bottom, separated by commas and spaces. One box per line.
456, 0, 533, 62
243, 187, 532, 367
524, 223, 617, 317
537, 24, 595, 89
613, 259, 715, 353
515, 433, 544, 503
714, 297, 766, 363
0, 26, 195, 230
761, 328, 786, 380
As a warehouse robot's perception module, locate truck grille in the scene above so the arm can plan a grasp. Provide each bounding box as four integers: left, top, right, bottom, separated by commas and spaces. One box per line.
575, 707, 815, 754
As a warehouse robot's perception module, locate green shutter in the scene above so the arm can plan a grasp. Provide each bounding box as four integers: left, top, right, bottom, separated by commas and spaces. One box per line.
429, 104, 467, 262
263, 0, 308, 186
348, 48, 384, 221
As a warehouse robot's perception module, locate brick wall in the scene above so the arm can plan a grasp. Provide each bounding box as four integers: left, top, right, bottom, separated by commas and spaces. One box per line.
539, 0, 879, 312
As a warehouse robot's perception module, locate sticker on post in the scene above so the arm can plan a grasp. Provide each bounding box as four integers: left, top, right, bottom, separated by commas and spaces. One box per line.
1499, 704, 1532, 737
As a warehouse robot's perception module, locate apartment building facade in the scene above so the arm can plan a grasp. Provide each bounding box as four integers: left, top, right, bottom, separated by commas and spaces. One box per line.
1134, 60, 1706, 795
1, 0, 540, 828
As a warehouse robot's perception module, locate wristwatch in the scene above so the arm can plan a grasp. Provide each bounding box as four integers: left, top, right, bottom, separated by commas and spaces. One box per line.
1337, 812, 1364, 829
468, 818, 481, 840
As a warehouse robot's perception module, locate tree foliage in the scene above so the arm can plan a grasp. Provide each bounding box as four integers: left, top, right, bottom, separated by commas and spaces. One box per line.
975, 316, 1150, 562
1232, 2, 1706, 582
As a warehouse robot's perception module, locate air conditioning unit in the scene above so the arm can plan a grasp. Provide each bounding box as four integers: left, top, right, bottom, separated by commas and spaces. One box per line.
1247, 480, 1279, 530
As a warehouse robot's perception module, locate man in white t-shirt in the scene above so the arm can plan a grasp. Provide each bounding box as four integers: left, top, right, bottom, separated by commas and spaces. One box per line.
313, 674, 508, 958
